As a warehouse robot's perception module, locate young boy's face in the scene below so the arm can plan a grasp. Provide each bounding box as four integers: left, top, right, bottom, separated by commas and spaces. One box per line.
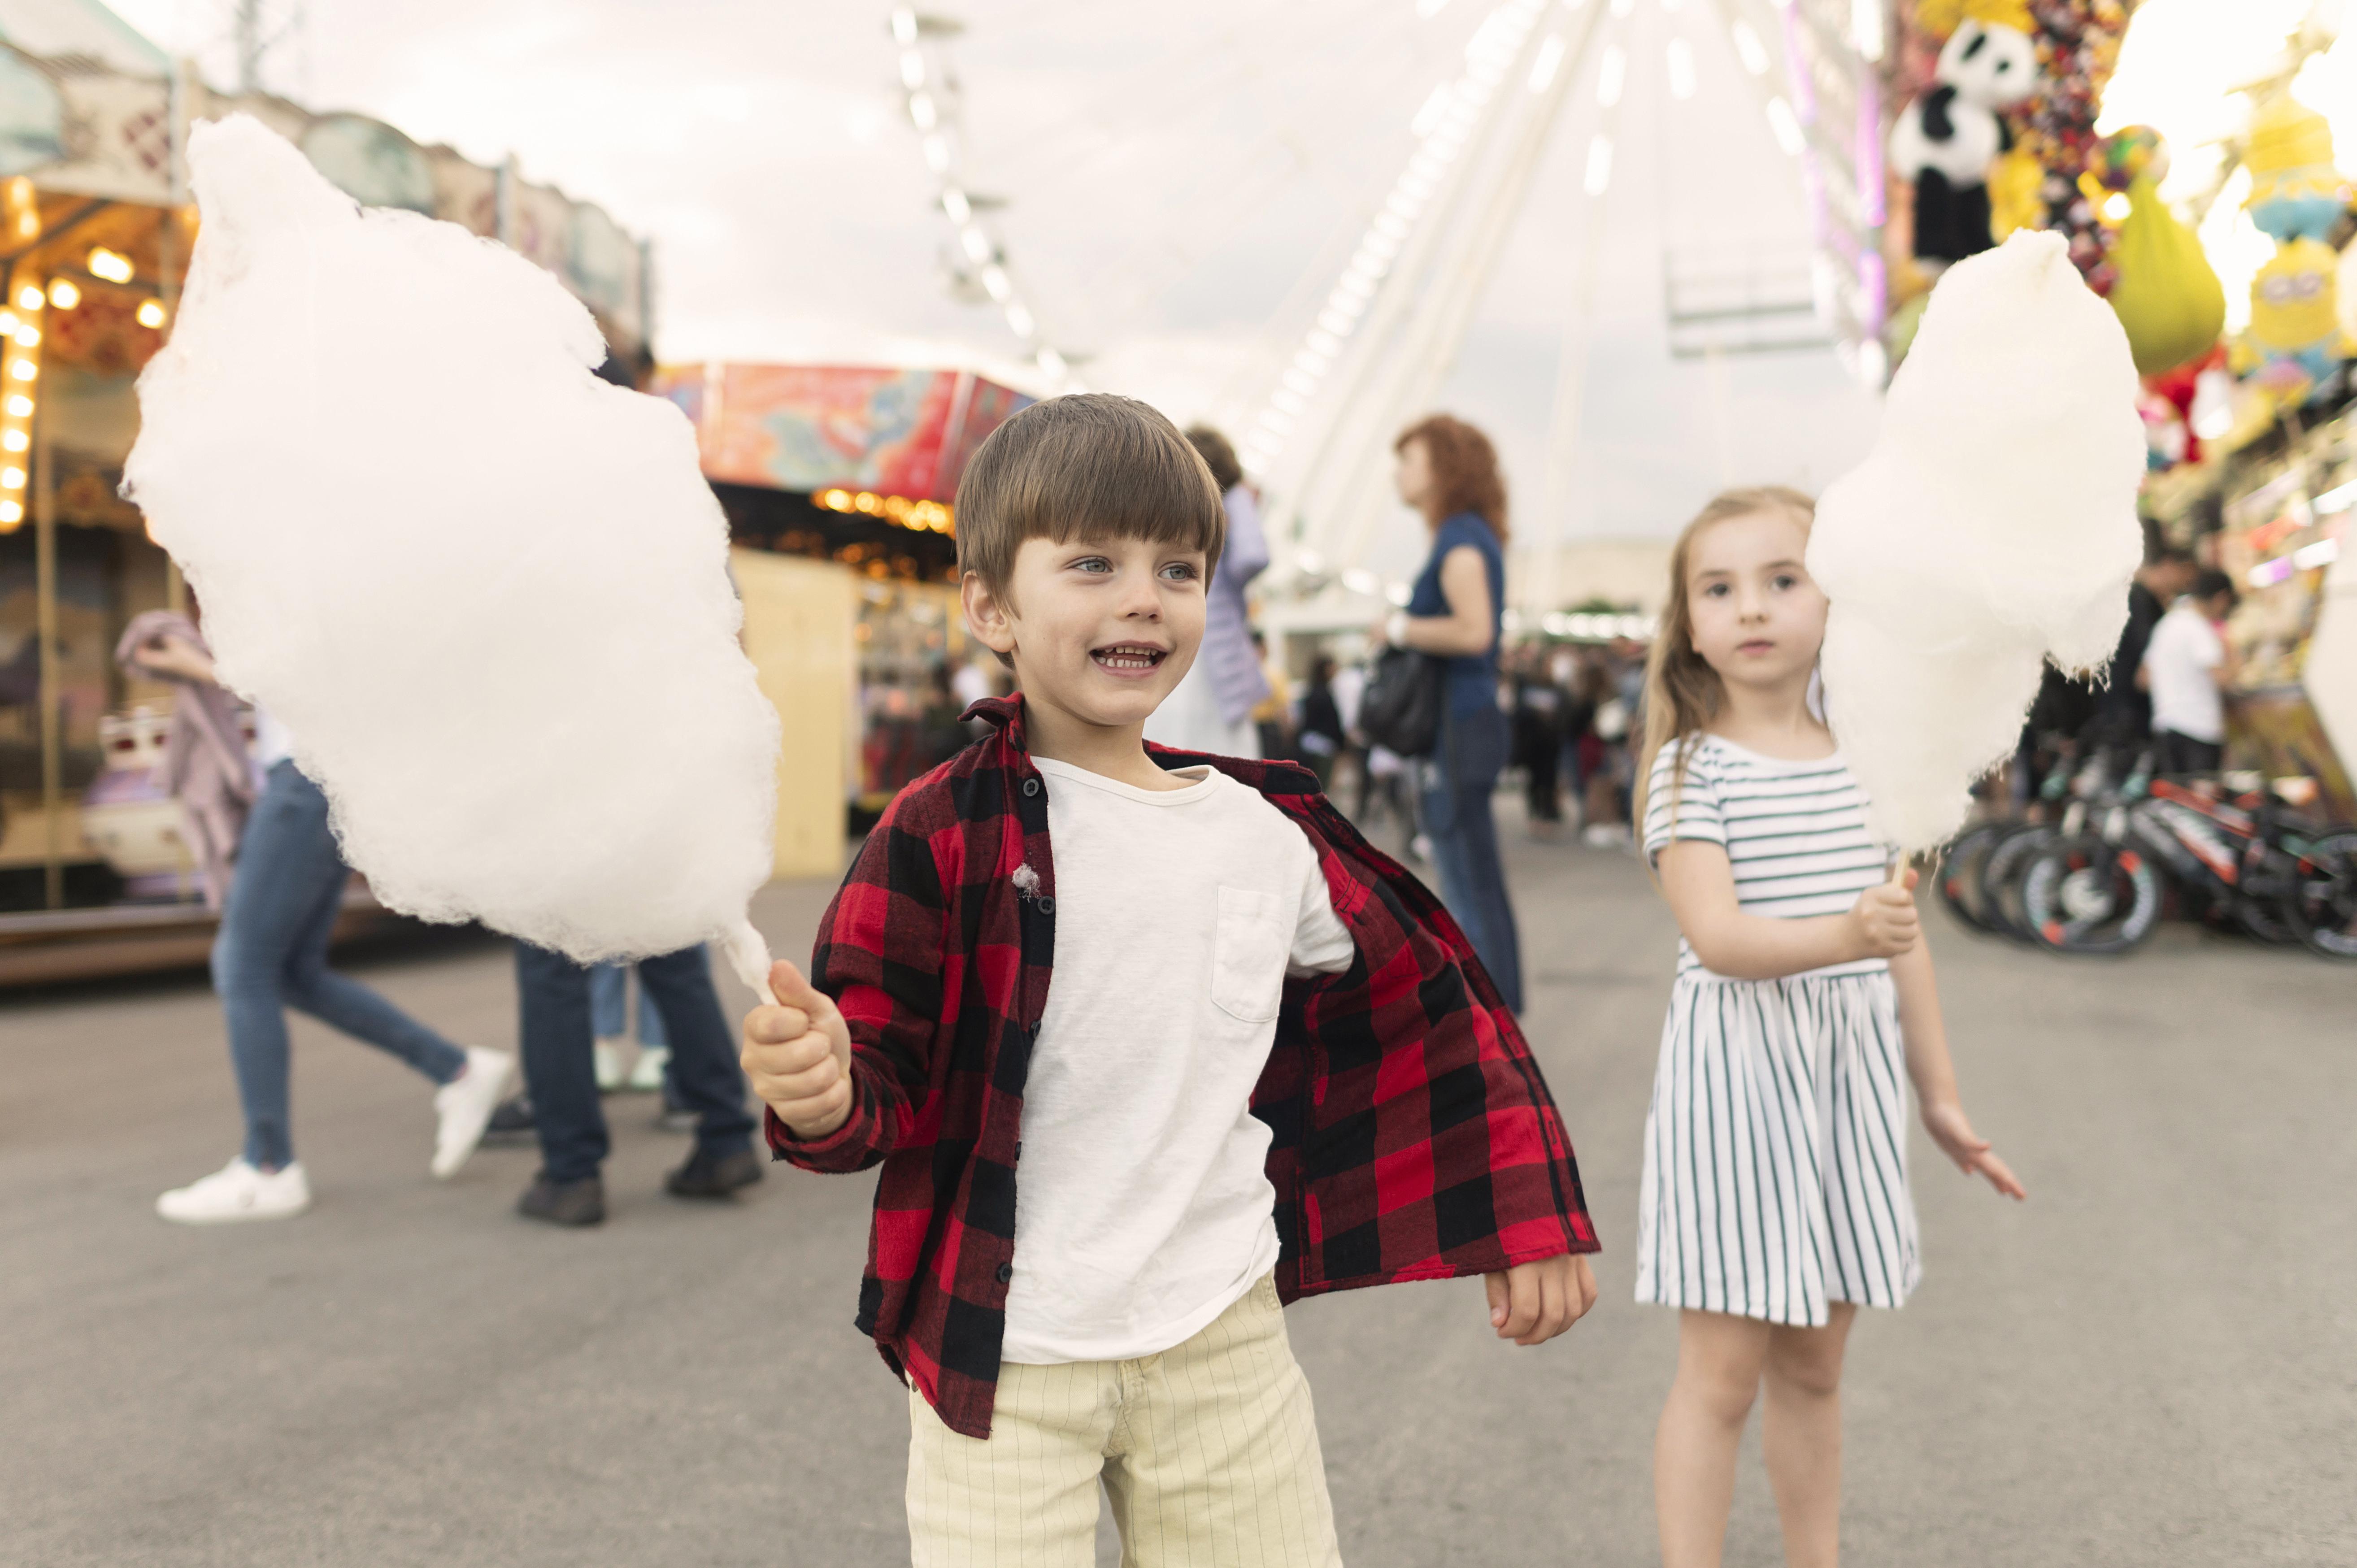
963, 532, 1208, 732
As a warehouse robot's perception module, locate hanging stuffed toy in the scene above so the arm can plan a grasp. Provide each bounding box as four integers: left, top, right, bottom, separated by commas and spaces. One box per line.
1889, 0, 2041, 267
2230, 95, 2354, 410
2098, 127, 2225, 377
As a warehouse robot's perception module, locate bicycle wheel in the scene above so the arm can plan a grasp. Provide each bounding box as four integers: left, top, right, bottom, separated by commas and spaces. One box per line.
2020, 835, 2162, 955
1937, 824, 2005, 934
1979, 823, 2054, 943
2284, 829, 2357, 958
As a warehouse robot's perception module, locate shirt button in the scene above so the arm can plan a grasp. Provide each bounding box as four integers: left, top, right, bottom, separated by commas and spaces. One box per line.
1037, 896, 1054, 913
1022, 778, 1040, 797
996, 1262, 1013, 1285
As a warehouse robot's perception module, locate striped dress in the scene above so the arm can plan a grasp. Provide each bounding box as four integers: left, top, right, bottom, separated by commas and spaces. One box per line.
1635, 734, 1922, 1325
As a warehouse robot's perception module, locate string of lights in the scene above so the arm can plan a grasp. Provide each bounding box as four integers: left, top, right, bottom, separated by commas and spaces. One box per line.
888, 7, 1078, 389
1237, 0, 1552, 480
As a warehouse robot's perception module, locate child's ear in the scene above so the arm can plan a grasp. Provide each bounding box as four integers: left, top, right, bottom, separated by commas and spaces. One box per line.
961, 571, 1018, 659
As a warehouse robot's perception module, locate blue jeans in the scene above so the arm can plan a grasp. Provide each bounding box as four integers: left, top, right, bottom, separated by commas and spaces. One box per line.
1420, 705, 1524, 1013
515, 943, 754, 1183
590, 962, 670, 1049
213, 761, 468, 1170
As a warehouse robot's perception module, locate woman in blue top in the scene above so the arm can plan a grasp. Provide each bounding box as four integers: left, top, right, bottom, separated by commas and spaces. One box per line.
1377, 413, 1522, 1011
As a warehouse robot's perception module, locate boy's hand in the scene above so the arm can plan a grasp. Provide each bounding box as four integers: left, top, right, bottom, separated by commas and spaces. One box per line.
1484, 1253, 1598, 1346
741, 961, 855, 1140
1845, 871, 1920, 960
1922, 1098, 2026, 1200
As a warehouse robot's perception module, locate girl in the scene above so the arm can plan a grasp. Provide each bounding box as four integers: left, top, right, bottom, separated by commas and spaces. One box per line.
1635, 487, 2025, 1568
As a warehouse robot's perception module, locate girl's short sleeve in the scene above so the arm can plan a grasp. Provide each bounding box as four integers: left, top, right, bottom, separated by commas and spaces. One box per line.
1643, 740, 1725, 866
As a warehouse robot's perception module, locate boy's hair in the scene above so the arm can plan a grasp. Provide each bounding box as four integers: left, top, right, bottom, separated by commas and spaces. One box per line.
956, 394, 1226, 613
1631, 486, 1818, 839
2190, 568, 2236, 606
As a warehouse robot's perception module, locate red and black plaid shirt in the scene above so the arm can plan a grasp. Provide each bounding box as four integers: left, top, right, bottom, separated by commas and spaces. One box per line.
770, 696, 1598, 1438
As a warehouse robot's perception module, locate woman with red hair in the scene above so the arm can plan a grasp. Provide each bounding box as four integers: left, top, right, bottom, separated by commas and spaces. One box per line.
1374, 413, 1522, 1011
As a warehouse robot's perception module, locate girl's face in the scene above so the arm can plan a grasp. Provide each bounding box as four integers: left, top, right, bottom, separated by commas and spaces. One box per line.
1682, 508, 1827, 692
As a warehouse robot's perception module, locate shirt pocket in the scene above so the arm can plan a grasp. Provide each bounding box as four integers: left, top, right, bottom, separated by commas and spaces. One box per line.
1211, 885, 1288, 1024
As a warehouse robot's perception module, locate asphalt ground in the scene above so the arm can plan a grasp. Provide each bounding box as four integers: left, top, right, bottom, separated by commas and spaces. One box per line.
5, 808, 2352, 1567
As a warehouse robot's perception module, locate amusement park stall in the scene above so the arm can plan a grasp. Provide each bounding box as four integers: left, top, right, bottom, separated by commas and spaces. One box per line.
653, 362, 1030, 829
0, 10, 652, 977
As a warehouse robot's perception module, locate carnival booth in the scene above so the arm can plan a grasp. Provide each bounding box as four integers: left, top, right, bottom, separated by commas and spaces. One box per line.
0, 10, 652, 977
652, 362, 1030, 833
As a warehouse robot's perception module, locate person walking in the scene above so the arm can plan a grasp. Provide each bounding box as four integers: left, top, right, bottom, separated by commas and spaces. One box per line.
131, 630, 513, 1224
513, 942, 763, 1225
1373, 413, 1523, 1011
2141, 568, 2240, 776
1511, 645, 1567, 833
1143, 425, 1267, 756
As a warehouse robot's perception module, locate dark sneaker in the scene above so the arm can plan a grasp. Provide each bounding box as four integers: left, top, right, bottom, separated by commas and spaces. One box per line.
665, 1146, 764, 1199
484, 1094, 536, 1141
517, 1170, 605, 1226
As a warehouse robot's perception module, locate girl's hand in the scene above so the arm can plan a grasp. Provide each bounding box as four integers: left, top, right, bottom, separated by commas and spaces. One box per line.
1921, 1098, 2026, 1200
1845, 873, 1920, 960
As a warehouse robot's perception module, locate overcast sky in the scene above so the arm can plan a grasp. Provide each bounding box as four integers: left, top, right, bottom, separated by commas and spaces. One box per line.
107, 0, 1886, 580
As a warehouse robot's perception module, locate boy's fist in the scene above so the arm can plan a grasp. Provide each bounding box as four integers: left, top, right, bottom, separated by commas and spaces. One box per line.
742, 961, 855, 1140
1846, 871, 1920, 960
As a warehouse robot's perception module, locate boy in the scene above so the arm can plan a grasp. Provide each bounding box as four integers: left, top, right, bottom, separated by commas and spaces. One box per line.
741, 395, 1599, 1564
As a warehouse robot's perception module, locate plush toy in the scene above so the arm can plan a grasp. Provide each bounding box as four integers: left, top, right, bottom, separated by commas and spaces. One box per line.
2243, 95, 2350, 245
2231, 236, 2353, 407
1888, 2, 2040, 266
2099, 128, 2224, 377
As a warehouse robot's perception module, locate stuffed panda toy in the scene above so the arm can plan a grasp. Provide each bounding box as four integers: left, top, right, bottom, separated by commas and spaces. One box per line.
1890, 19, 2039, 265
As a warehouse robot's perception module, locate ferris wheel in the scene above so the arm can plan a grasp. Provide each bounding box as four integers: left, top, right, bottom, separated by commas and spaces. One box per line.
883, 0, 1881, 591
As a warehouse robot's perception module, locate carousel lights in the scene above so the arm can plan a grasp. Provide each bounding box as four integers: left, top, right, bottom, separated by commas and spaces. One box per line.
136, 300, 167, 329
4, 395, 29, 418
8, 358, 34, 382
1241, 0, 1549, 474
1, 430, 23, 452
0, 500, 18, 525
87, 248, 134, 284
12, 324, 33, 348
15, 284, 41, 312
46, 278, 77, 310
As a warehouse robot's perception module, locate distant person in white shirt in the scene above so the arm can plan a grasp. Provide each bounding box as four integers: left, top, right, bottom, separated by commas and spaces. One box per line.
2140, 569, 2239, 776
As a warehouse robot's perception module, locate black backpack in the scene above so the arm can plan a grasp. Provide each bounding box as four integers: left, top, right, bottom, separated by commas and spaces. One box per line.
1357, 645, 1443, 758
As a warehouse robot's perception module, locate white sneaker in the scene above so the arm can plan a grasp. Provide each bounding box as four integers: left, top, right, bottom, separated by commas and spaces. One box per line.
432, 1048, 517, 1179
157, 1158, 311, 1225
594, 1037, 639, 1093
626, 1045, 670, 1094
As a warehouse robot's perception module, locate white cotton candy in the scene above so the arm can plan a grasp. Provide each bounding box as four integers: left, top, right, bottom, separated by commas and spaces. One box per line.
1806, 230, 2146, 852
125, 116, 780, 987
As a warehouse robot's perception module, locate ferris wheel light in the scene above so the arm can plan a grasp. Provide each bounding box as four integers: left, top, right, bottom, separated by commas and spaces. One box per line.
960, 224, 992, 263
1731, 20, 1770, 75
940, 188, 970, 224
1597, 44, 1626, 106
1584, 136, 1613, 195
1005, 303, 1035, 338
980, 264, 1011, 302
1667, 37, 1697, 100
1036, 347, 1067, 378
1528, 34, 1567, 93
1850, 0, 1883, 61
1412, 83, 1454, 137
922, 134, 949, 172
1766, 96, 1806, 155
909, 91, 938, 131
1305, 331, 1340, 357
891, 8, 917, 44
900, 51, 926, 90
1271, 389, 1305, 415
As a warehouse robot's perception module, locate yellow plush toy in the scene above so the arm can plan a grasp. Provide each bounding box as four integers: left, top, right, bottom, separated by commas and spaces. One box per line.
2231, 237, 2353, 406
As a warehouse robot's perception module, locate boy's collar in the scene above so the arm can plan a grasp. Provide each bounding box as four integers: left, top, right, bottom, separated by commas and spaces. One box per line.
961, 694, 1029, 751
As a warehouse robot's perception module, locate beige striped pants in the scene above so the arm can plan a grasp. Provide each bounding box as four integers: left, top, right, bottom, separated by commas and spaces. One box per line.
906, 1273, 1343, 1567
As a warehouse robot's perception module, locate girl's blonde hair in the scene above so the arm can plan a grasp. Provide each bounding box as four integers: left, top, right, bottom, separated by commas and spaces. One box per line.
1631, 486, 1818, 835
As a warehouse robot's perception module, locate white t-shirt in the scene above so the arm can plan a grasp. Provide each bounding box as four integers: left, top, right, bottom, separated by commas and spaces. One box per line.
2144, 603, 2225, 743
1000, 755, 1356, 1364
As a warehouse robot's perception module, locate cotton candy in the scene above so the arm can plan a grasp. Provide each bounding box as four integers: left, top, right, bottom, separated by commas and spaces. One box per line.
125, 115, 781, 989
1806, 230, 2146, 853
